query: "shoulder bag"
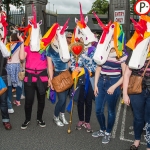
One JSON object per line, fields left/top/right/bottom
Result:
{"left": 128, "top": 60, "right": 150, "bottom": 94}
{"left": 52, "top": 70, "right": 73, "bottom": 93}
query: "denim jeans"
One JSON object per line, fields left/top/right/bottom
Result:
{"left": 54, "top": 89, "right": 68, "bottom": 117}
{"left": 54, "top": 71, "right": 68, "bottom": 117}
{"left": 95, "top": 75, "right": 121, "bottom": 133}
{"left": 7, "top": 85, "right": 22, "bottom": 109}
{"left": 130, "top": 89, "right": 150, "bottom": 148}
{"left": 0, "top": 76, "right": 10, "bottom": 122}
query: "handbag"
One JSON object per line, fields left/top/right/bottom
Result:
{"left": 18, "top": 62, "right": 25, "bottom": 81}
{"left": 52, "top": 70, "right": 73, "bottom": 93}
{"left": 18, "top": 71, "right": 25, "bottom": 80}
{"left": 0, "top": 57, "right": 7, "bottom": 96}
{"left": 128, "top": 60, "right": 150, "bottom": 94}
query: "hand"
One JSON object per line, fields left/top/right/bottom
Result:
{"left": 76, "top": 67, "right": 82, "bottom": 72}
{"left": 94, "top": 86, "right": 99, "bottom": 97}
{"left": 48, "top": 78, "right": 54, "bottom": 90}
{"left": 17, "top": 33, "right": 24, "bottom": 42}
{"left": 123, "top": 94, "right": 130, "bottom": 106}
{"left": 107, "top": 85, "right": 116, "bottom": 95}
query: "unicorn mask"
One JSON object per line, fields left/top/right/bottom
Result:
{"left": 72, "top": 3, "right": 97, "bottom": 46}
{"left": 29, "top": 4, "right": 42, "bottom": 52}
{"left": 0, "top": 11, "right": 7, "bottom": 43}
{"left": 126, "top": 16, "right": 150, "bottom": 69}
{"left": 93, "top": 12, "right": 125, "bottom": 65}
{"left": 41, "top": 19, "right": 70, "bottom": 62}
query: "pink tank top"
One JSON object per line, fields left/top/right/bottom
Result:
{"left": 24, "top": 46, "right": 48, "bottom": 82}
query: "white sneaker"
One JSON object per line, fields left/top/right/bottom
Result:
{"left": 8, "top": 109, "right": 14, "bottom": 114}
{"left": 13, "top": 95, "right": 16, "bottom": 97}
{"left": 20, "top": 95, "right": 25, "bottom": 99}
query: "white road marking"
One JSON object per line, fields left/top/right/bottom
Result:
{"left": 120, "top": 104, "right": 146, "bottom": 145}
{"left": 112, "top": 101, "right": 122, "bottom": 138}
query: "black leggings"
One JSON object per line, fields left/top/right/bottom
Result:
{"left": 77, "top": 82, "right": 94, "bottom": 123}
{"left": 24, "top": 82, "right": 48, "bottom": 121}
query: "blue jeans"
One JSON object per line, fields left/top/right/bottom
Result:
{"left": 95, "top": 75, "right": 121, "bottom": 133}
{"left": 7, "top": 85, "right": 22, "bottom": 109}
{"left": 0, "top": 76, "right": 10, "bottom": 122}
{"left": 54, "top": 89, "right": 68, "bottom": 117}
{"left": 54, "top": 71, "right": 68, "bottom": 117}
{"left": 130, "top": 89, "right": 150, "bottom": 148}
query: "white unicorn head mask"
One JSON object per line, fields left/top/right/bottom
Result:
{"left": 41, "top": 19, "right": 70, "bottom": 62}
{"left": 29, "top": 4, "right": 42, "bottom": 52}
{"left": 73, "top": 3, "right": 97, "bottom": 46}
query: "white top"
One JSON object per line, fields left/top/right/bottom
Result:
{"left": 7, "top": 43, "right": 20, "bottom": 64}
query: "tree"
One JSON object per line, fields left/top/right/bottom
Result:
{"left": 130, "top": 0, "right": 136, "bottom": 14}
{"left": 88, "top": 0, "right": 109, "bottom": 14}
{"left": 2, "top": 0, "right": 24, "bottom": 22}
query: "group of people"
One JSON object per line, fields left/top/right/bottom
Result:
{"left": 0, "top": 9, "right": 150, "bottom": 150}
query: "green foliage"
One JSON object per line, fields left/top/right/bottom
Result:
{"left": 130, "top": 0, "right": 137, "bottom": 14}
{"left": 88, "top": 0, "right": 109, "bottom": 14}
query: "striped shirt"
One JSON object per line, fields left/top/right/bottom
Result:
{"left": 100, "top": 52, "right": 127, "bottom": 76}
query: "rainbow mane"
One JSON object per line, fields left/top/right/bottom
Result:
{"left": 40, "top": 23, "right": 59, "bottom": 50}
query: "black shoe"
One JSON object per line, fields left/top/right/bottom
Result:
{"left": 37, "top": 120, "right": 46, "bottom": 127}
{"left": 21, "top": 120, "right": 30, "bottom": 130}
{"left": 130, "top": 144, "right": 140, "bottom": 150}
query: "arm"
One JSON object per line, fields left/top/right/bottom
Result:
{"left": 107, "top": 62, "right": 127, "bottom": 95}
{"left": 18, "top": 34, "right": 26, "bottom": 60}
{"left": 47, "top": 56, "right": 54, "bottom": 90}
{"left": 122, "top": 65, "right": 132, "bottom": 106}
{"left": 0, "top": 40, "right": 10, "bottom": 57}
{"left": 94, "top": 65, "right": 101, "bottom": 96}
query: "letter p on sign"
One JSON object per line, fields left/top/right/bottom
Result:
{"left": 134, "top": 0, "right": 150, "bottom": 15}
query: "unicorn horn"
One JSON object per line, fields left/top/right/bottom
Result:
{"left": 60, "top": 18, "right": 70, "bottom": 35}
{"left": 130, "top": 18, "right": 144, "bottom": 33}
{"left": 92, "top": 11, "right": 105, "bottom": 30}
{"left": 79, "top": 2, "right": 84, "bottom": 24}
{"left": 32, "top": 4, "right": 37, "bottom": 28}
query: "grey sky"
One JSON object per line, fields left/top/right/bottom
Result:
{"left": 46, "top": 0, "right": 96, "bottom": 14}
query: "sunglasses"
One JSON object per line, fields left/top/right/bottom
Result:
{"left": 67, "top": 37, "right": 72, "bottom": 38}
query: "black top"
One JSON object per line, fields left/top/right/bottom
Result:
{"left": 126, "top": 50, "right": 150, "bottom": 88}
{"left": 0, "top": 51, "right": 7, "bottom": 76}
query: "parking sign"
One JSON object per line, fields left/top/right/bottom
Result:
{"left": 134, "top": 0, "right": 150, "bottom": 15}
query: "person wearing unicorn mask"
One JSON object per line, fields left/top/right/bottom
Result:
{"left": 19, "top": 34, "right": 48, "bottom": 129}
{"left": 45, "top": 20, "right": 71, "bottom": 127}
{"left": 92, "top": 45, "right": 127, "bottom": 143}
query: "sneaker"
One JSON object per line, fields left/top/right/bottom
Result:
{"left": 8, "top": 109, "right": 14, "bottom": 114}
{"left": 3, "top": 122, "right": 12, "bottom": 130}
{"left": 37, "top": 120, "right": 46, "bottom": 127}
{"left": 21, "top": 120, "right": 30, "bottom": 129}
{"left": 75, "top": 121, "right": 85, "bottom": 130}
{"left": 82, "top": 123, "right": 93, "bottom": 133}
{"left": 13, "top": 94, "right": 16, "bottom": 97}
{"left": 102, "top": 132, "right": 111, "bottom": 144}
{"left": 53, "top": 115, "right": 64, "bottom": 127}
{"left": 13, "top": 100, "right": 21, "bottom": 106}
{"left": 20, "top": 95, "right": 25, "bottom": 99}
{"left": 92, "top": 130, "right": 105, "bottom": 137}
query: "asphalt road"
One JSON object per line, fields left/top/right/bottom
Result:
{"left": 0, "top": 94, "right": 147, "bottom": 150}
